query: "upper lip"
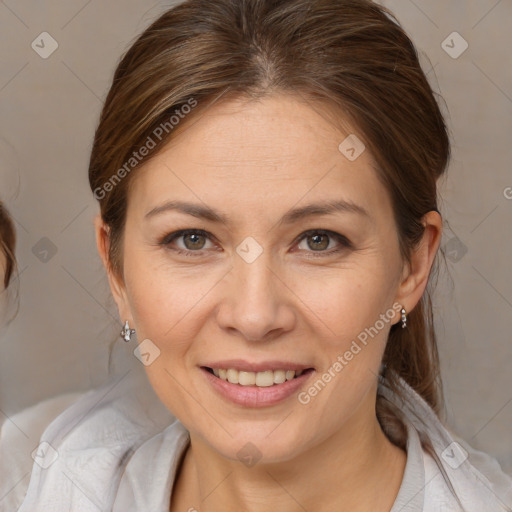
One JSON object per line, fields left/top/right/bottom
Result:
{"left": 201, "top": 359, "right": 314, "bottom": 373}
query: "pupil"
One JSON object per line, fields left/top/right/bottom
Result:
{"left": 309, "top": 234, "right": 328, "bottom": 251}
{"left": 185, "top": 233, "right": 204, "bottom": 250}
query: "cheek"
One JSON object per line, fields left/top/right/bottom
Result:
{"left": 290, "top": 262, "right": 398, "bottom": 347}
{"left": 122, "top": 249, "right": 226, "bottom": 366}
{"left": 121, "top": 254, "right": 217, "bottom": 417}
{"left": 126, "top": 268, "right": 203, "bottom": 347}
{"left": 288, "top": 261, "right": 399, "bottom": 416}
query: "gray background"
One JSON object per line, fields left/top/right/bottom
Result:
{"left": 0, "top": 0, "right": 511, "bottom": 473}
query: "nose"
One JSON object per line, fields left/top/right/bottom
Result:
{"left": 215, "top": 250, "right": 296, "bottom": 343}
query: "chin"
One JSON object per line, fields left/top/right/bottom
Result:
{"left": 195, "top": 421, "right": 310, "bottom": 465}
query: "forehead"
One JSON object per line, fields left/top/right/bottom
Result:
{"left": 128, "top": 93, "right": 392, "bottom": 226}
{"left": 153, "top": 93, "right": 363, "bottom": 171}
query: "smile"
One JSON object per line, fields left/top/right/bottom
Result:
{"left": 205, "top": 367, "right": 310, "bottom": 387}
{"left": 201, "top": 365, "right": 315, "bottom": 407}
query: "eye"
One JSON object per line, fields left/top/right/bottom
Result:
{"left": 159, "top": 228, "right": 352, "bottom": 258}
{"left": 160, "top": 229, "right": 216, "bottom": 256}
{"left": 295, "top": 230, "right": 352, "bottom": 257}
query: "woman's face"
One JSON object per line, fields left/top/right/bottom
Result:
{"left": 105, "top": 94, "right": 421, "bottom": 463}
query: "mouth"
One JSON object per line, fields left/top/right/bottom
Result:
{"left": 199, "top": 359, "right": 316, "bottom": 407}
{"left": 202, "top": 366, "right": 315, "bottom": 387}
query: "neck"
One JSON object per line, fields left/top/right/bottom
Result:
{"left": 171, "top": 386, "right": 406, "bottom": 512}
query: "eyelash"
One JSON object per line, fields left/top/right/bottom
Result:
{"left": 159, "top": 228, "right": 352, "bottom": 258}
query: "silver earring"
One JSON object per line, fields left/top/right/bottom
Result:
{"left": 120, "top": 320, "right": 136, "bottom": 342}
{"left": 401, "top": 308, "right": 407, "bottom": 329}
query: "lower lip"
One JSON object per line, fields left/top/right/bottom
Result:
{"left": 200, "top": 367, "right": 314, "bottom": 407}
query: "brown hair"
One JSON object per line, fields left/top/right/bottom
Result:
{"left": 90, "top": 0, "right": 451, "bottom": 485}
{"left": 0, "top": 202, "right": 16, "bottom": 288}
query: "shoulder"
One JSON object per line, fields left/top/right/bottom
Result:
{"left": 0, "top": 392, "right": 84, "bottom": 512}
{"left": 422, "top": 450, "right": 464, "bottom": 511}
{"left": 379, "top": 373, "right": 512, "bottom": 511}
{"left": 422, "top": 439, "right": 512, "bottom": 510}
{"left": 112, "top": 420, "right": 190, "bottom": 511}
{"left": 14, "top": 369, "right": 176, "bottom": 512}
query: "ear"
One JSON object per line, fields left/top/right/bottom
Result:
{"left": 394, "top": 210, "right": 442, "bottom": 318}
{"left": 94, "top": 213, "right": 133, "bottom": 325}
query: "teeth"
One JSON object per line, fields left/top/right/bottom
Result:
{"left": 211, "top": 368, "right": 307, "bottom": 387}
{"left": 273, "top": 370, "right": 286, "bottom": 384}
{"left": 255, "top": 370, "right": 274, "bottom": 387}
{"left": 226, "top": 368, "right": 239, "bottom": 384}
{"left": 238, "top": 371, "right": 255, "bottom": 386}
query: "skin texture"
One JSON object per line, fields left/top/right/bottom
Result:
{"left": 95, "top": 93, "right": 442, "bottom": 512}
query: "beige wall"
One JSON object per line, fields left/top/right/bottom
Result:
{"left": 0, "top": 0, "right": 511, "bottom": 473}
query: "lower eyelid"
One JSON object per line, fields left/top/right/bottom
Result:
{"left": 175, "top": 236, "right": 215, "bottom": 251}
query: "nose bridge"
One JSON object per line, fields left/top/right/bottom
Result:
{"left": 236, "top": 238, "right": 278, "bottom": 308}
{"left": 235, "top": 241, "right": 276, "bottom": 303}
{"left": 218, "top": 237, "right": 294, "bottom": 341}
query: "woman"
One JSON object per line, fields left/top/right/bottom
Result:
{"left": 0, "top": 201, "right": 18, "bottom": 330}
{"left": 0, "top": 204, "right": 85, "bottom": 511}
{"left": 0, "top": 202, "right": 15, "bottom": 292}
{"left": 15, "top": 0, "right": 512, "bottom": 510}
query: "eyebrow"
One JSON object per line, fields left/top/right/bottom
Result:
{"left": 144, "top": 199, "right": 370, "bottom": 226}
